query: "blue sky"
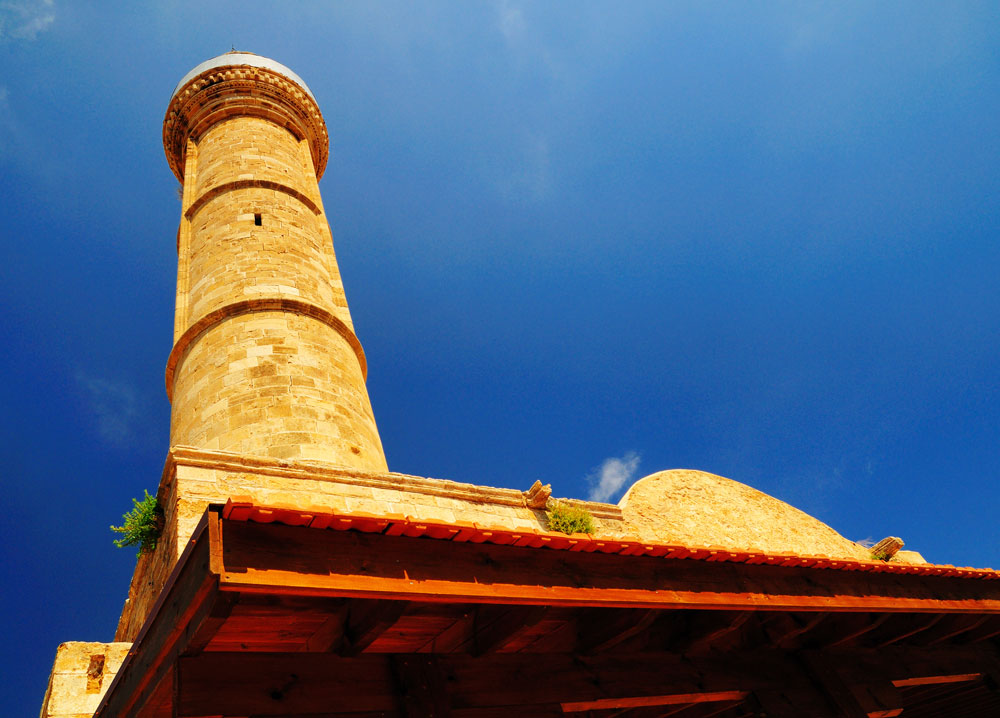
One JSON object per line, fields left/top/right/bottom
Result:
{"left": 2, "top": 2, "right": 998, "bottom": 712}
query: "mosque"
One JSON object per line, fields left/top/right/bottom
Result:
{"left": 40, "top": 52, "right": 1000, "bottom": 718}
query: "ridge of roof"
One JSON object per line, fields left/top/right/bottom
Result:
{"left": 221, "top": 498, "right": 999, "bottom": 580}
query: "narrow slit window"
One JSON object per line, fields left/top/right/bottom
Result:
{"left": 254, "top": 213, "right": 262, "bottom": 226}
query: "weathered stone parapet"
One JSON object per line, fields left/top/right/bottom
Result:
{"left": 114, "top": 446, "right": 625, "bottom": 641}
{"left": 39, "top": 642, "right": 131, "bottom": 718}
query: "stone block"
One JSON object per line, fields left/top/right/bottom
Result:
{"left": 39, "top": 642, "right": 131, "bottom": 718}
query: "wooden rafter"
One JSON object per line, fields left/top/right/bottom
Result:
{"left": 471, "top": 604, "right": 551, "bottom": 655}
{"left": 575, "top": 608, "right": 661, "bottom": 654}
{"left": 917, "top": 615, "right": 993, "bottom": 647}
{"left": 826, "top": 613, "right": 894, "bottom": 648}
{"left": 893, "top": 673, "right": 983, "bottom": 688}
{"left": 763, "top": 611, "right": 829, "bottom": 650}
{"left": 184, "top": 590, "right": 237, "bottom": 654}
{"left": 560, "top": 690, "right": 749, "bottom": 713}
{"left": 958, "top": 616, "right": 1000, "bottom": 645}
{"left": 874, "top": 614, "right": 946, "bottom": 647}
{"left": 680, "top": 611, "right": 754, "bottom": 655}
{"left": 340, "top": 598, "right": 410, "bottom": 655}
{"left": 301, "top": 598, "right": 350, "bottom": 652}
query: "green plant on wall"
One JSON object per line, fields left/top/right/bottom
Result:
{"left": 546, "top": 501, "right": 595, "bottom": 535}
{"left": 110, "top": 490, "right": 162, "bottom": 554}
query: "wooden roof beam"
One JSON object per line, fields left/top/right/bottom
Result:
{"left": 560, "top": 690, "right": 749, "bottom": 713}
{"left": 575, "top": 608, "right": 661, "bottom": 654}
{"left": 470, "top": 604, "right": 551, "bottom": 656}
{"left": 958, "top": 616, "right": 1000, "bottom": 645}
{"left": 826, "top": 613, "right": 894, "bottom": 648}
{"left": 415, "top": 609, "right": 475, "bottom": 654}
{"left": 892, "top": 673, "right": 983, "bottom": 688}
{"left": 183, "top": 591, "right": 237, "bottom": 655}
{"left": 679, "top": 611, "right": 754, "bottom": 655}
{"left": 761, "top": 611, "right": 829, "bottom": 650}
{"left": 215, "top": 515, "right": 1000, "bottom": 614}
{"left": 301, "top": 598, "right": 350, "bottom": 652}
{"left": 340, "top": 598, "right": 410, "bottom": 656}
{"left": 873, "top": 613, "right": 945, "bottom": 647}
{"left": 915, "top": 614, "right": 993, "bottom": 647}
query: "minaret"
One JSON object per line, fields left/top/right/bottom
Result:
{"left": 163, "top": 52, "right": 386, "bottom": 471}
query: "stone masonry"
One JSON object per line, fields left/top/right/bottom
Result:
{"left": 164, "top": 58, "right": 386, "bottom": 472}
{"left": 39, "top": 643, "right": 130, "bottom": 718}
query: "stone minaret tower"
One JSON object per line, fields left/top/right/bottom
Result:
{"left": 109, "top": 51, "right": 396, "bottom": 643}
{"left": 163, "top": 52, "right": 386, "bottom": 471}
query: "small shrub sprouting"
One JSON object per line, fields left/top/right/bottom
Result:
{"left": 871, "top": 549, "right": 891, "bottom": 562}
{"left": 546, "top": 501, "right": 595, "bottom": 535}
{"left": 110, "top": 490, "right": 162, "bottom": 554}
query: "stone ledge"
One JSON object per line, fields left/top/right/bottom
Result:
{"left": 166, "top": 445, "right": 624, "bottom": 521}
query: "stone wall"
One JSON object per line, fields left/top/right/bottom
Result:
{"left": 39, "top": 642, "right": 131, "bottom": 718}
{"left": 114, "top": 446, "right": 625, "bottom": 641}
{"left": 170, "top": 311, "right": 385, "bottom": 467}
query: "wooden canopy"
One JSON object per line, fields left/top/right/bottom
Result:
{"left": 96, "top": 502, "right": 1000, "bottom": 718}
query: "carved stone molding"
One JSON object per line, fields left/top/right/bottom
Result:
{"left": 165, "top": 297, "right": 367, "bottom": 399}
{"left": 164, "top": 65, "right": 329, "bottom": 182}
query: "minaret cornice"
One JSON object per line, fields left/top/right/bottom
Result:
{"left": 163, "top": 61, "right": 329, "bottom": 182}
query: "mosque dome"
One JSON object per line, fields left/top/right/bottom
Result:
{"left": 619, "top": 469, "right": 872, "bottom": 560}
{"left": 170, "top": 51, "right": 317, "bottom": 102}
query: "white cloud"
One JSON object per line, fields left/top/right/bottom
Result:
{"left": 493, "top": 0, "right": 562, "bottom": 79}
{"left": 496, "top": 0, "right": 526, "bottom": 45}
{"left": 77, "top": 374, "right": 140, "bottom": 448}
{"left": 587, "top": 451, "right": 641, "bottom": 503}
{"left": 0, "top": 0, "right": 55, "bottom": 41}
